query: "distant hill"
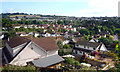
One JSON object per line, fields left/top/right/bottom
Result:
{"left": 1, "top": 12, "right": 68, "bottom": 18}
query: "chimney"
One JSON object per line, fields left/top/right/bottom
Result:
{"left": 8, "top": 37, "right": 9, "bottom": 41}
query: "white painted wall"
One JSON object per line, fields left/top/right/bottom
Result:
{"left": 99, "top": 44, "right": 107, "bottom": 51}
{"left": 10, "top": 42, "right": 46, "bottom": 66}
{"left": 13, "top": 42, "right": 28, "bottom": 57}
{"left": 63, "top": 40, "right": 69, "bottom": 45}
{"left": 10, "top": 41, "right": 58, "bottom": 66}
{"left": 75, "top": 44, "right": 84, "bottom": 48}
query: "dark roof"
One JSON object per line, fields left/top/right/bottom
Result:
{"left": 3, "top": 40, "right": 31, "bottom": 63}
{"left": 76, "top": 39, "right": 100, "bottom": 48}
{"left": 6, "top": 36, "right": 30, "bottom": 48}
{"left": 30, "top": 37, "right": 59, "bottom": 51}
{"left": 31, "top": 55, "right": 64, "bottom": 67}
{"left": 73, "top": 37, "right": 86, "bottom": 42}
{"left": 74, "top": 47, "right": 93, "bottom": 52}
{"left": 100, "top": 31, "right": 110, "bottom": 35}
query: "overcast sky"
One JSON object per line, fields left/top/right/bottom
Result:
{"left": 1, "top": 0, "right": 120, "bottom": 17}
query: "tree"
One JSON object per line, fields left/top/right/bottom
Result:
{"left": 109, "top": 35, "right": 114, "bottom": 41}
{"left": 19, "top": 26, "right": 25, "bottom": 32}
{"left": 65, "top": 57, "right": 74, "bottom": 64}
{"left": 116, "top": 43, "right": 120, "bottom": 56}
{"left": 68, "top": 30, "right": 73, "bottom": 34}
{"left": 98, "top": 37, "right": 113, "bottom": 47}
{"left": 63, "top": 44, "right": 71, "bottom": 49}
{"left": 36, "top": 28, "right": 43, "bottom": 33}
{"left": 57, "top": 20, "right": 63, "bottom": 25}
{"left": 61, "top": 29, "right": 67, "bottom": 33}
{"left": 110, "top": 25, "right": 116, "bottom": 32}
{"left": 57, "top": 40, "right": 63, "bottom": 48}
{"left": 84, "top": 35, "right": 89, "bottom": 41}
{"left": 79, "top": 29, "right": 90, "bottom": 35}
{"left": 115, "top": 28, "right": 120, "bottom": 35}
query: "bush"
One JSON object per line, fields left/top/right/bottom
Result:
{"left": 65, "top": 57, "right": 74, "bottom": 65}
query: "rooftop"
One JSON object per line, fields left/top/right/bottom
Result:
{"left": 31, "top": 55, "right": 64, "bottom": 67}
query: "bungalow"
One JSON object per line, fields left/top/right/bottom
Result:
{"left": 73, "top": 38, "right": 107, "bottom": 55}
{"left": 3, "top": 36, "right": 64, "bottom": 67}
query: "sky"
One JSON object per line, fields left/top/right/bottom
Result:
{"left": 1, "top": 0, "right": 120, "bottom": 17}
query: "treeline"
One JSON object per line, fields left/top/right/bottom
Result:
{"left": 1, "top": 12, "right": 68, "bottom": 18}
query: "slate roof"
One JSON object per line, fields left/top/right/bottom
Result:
{"left": 31, "top": 55, "right": 64, "bottom": 67}
{"left": 76, "top": 39, "right": 100, "bottom": 48}
{"left": 30, "top": 37, "right": 59, "bottom": 51}
{"left": 6, "top": 36, "right": 30, "bottom": 48}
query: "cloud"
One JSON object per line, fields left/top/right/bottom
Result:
{"left": 75, "top": 0, "right": 119, "bottom": 17}
{"left": 1, "top": 0, "right": 89, "bottom": 2}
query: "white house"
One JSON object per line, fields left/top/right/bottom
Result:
{"left": 28, "top": 32, "right": 39, "bottom": 37}
{"left": 3, "top": 36, "right": 62, "bottom": 66}
{"left": 14, "top": 25, "right": 22, "bottom": 29}
{"left": 42, "top": 33, "right": 51, "bottom": 37}
{"left": 0, "top": 33, "right": 4, "bottom": 39}
{"left": 62, "top": 40, "right": 70, "bottom": 45}
{"left": 16, "top": 32, "right": 28, "bottom": 37}
{"left": 73, "top": 38, "right": 107, "bottom": 55}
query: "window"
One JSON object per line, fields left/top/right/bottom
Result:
{"left": 88, "top": 47, "right": 89, "bottom": 49}
{"left": 31, "top": 47, "right": 33, "bottom": 50}
{"left": 84, "top": 46, "right": 86, "bottom": 48}
{"left": 75, "top": 50, "right": 77, "bottom": 54}
{"left": 76, "top": 45, "right": 79, "bottom": 47}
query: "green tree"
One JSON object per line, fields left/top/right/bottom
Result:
{"left": 57, "top": 19, "right": 63, "bottom": 25}
{"left": 116, "top": 43, "right": 120, "bottom": 56}
{"left": 57, "top": 40, "right": 63, "bottom": 48}
{"left": 65, "top": 57, "right": 74, "bottom": 64}
{"left": 63, "top": 44, "right": 71, "bottom": 49}
{"left": 36, "top": 28, "right": 43, "bottom": 33}
{"left": 61, "top": 29, "right": 67, "bottom": 33}
{"left": 98, "top": 37, "right": 113, "bottom": 47}
{"left": 68, "top": 30, "right": 73, "bottom": 34}
{"left": 79, "top": 29, "right": 90, "bottom": 35}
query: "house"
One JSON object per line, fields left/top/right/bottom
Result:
{"left": 89, "top": 39, "right": 99, "bottom": 42}
{"left": 42, "top": 33, "right": 51, "bottom": 37}
{"left": 28, "top": 31, "right": 39, "bottom": 37}
{"left": 73, "top": 38, "right": 107, "bottom": 55}
{"left": 13, "top": 25, "right": 22, "bottom": 29}
{"left": 0, "top": 33, "right": 4, "bottom": 39}
{"left": 16, "top": 32, "right": 28, "bottom": 37}
{"left": 3, "top": 36, "right": 64, "bottom": 67}
{"left": 100, "top": 31, "right": 110, "bottom": 38}
{"left": 62, "top": 40, "right": 70, "bottom": 45}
